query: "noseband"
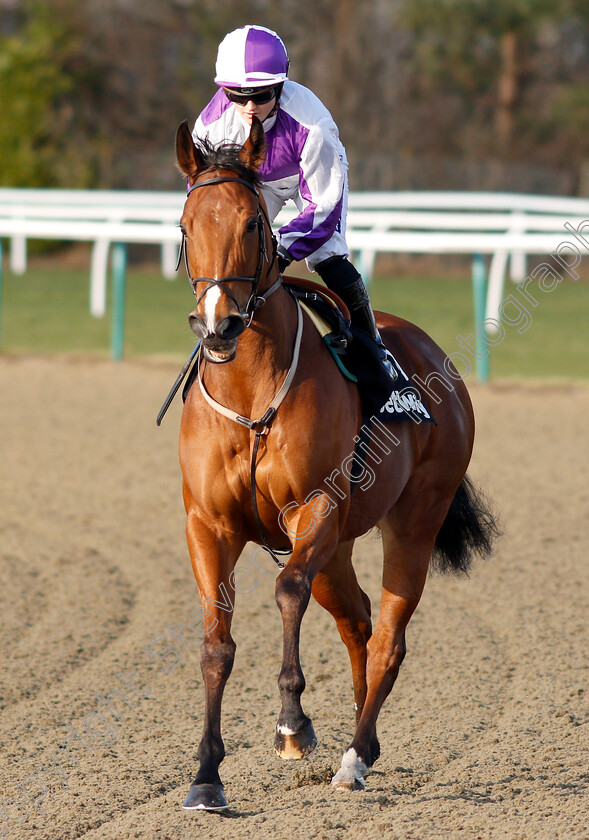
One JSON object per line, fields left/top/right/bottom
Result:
{"left": 178, "top": 173, "right": 281, "bottom": 324}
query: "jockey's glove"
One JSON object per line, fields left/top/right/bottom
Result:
{"left": 277, "top": 245, "right": 292, "bottom": 275}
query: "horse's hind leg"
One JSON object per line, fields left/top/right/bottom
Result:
{"left": 311, "top": 541, "right": 379, "bottom": 763}
{"left": 332, "top": 487, "right": 455, "bottom": 790}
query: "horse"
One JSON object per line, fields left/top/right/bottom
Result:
{"left": 173, "top": 117, "right": 498, "bottom": 811}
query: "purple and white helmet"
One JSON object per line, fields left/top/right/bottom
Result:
{"left": 214, "top": 25, "right": 289, "bottom": 89}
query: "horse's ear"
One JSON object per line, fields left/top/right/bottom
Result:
{"left": 240, "top": 117, "right": 266, "bottom": 171}
{"left": 176, "top": 120, "right": 204, "bottom": 183}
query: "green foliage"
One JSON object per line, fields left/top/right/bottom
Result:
{"left": 397, "top": 0, "right": 589, "bottom": 162}
{"left": 403, "top": 1, "right": 516, "bottom": 98}
{"left": 0, "top": 1, "right": 92, "bottom": 187}
{"left": 553, "top": 83, "right": 589, "bottom": 139}
{"left": 1, "top": 0, "right": 589, "bottom": 188}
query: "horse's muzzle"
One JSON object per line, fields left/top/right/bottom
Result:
{"left": 189, "top": 311, "right": 246, "bottom": 363}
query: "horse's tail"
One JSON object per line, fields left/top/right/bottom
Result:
{"left": 432, "top": 475, "right": 500, "bottom": 575}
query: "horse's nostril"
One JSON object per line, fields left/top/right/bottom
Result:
{"left": 216, "top": 315, "right": 246, "bottom": 341}
{"left": 188, "top": 311, "right": 207, "bottom": 338}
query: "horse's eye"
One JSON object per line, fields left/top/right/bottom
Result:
{"left": 246, "top": 216, "right": 258, "bottom": 233}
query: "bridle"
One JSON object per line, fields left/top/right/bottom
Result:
{"left": 177, "top": 172, "right": 281, "bottom": 325}
{"left": 176, "top": 169, "right": 299, "bottom": 569}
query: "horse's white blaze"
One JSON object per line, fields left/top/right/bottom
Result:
{"left": 276, "top": 724, "right": 297, "bottom": 736}
{"left": 331, "top": 747, "right": 368, "bottom": 789}
{"left": 204, "top": 285, "right": 221, "bottom": 334}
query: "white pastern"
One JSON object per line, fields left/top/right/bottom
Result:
{"left": 331, "top": 747, "right": 369, "bottom": 790}
{"left": 204, "top": 285, "right": 221, "bottom": 334}
{"left": 276, "top": 723, "right": 297, "bottom": 736}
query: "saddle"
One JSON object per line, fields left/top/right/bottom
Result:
{"left": 283, "top": 277, "right": 356, "bottom": 382}
{"left": 284, "top": 277, "right": 433, "bottom": 423}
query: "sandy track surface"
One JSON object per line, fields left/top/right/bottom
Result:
{"left": 0, "top": 357, "right": 587, "bottom": 840}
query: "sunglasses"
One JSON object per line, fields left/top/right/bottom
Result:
{"left": 223, "top": 86, "right": 278, "bottom": 106}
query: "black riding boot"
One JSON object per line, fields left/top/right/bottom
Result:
{"left": 316, "top": 255, "right": 396, "bottom": 378}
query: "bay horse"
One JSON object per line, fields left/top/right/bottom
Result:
{"left": 174, "top": 118, "right": 497, "bottom": 811}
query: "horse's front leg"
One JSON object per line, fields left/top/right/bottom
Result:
{"left": 182, "top": 509, "right": 245, "bottom": 811}
{"left": 273, "top": 521, "right": 339, "bottom": 760}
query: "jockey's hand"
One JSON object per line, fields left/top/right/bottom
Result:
{"left": 277, "top": 245, "right": 291, "bottom": 275}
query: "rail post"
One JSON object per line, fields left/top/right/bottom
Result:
{"left": 110, "top": 242, "right": 127, "bottom": 361}
{"left": 472, "top": 253, "right": 490, "bottom": 383}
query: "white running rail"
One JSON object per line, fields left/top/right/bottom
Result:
{"left": 1, "top": 189, "right": 587, "bottom": 326}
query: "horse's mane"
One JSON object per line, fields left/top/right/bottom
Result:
{"left": 194, "top": 136, "right": 261, "bottom": 186}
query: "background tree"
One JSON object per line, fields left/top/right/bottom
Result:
{"left": 397, "top": 0, "right": 589, "bottom": 166}
{"left": 1, "top": 0, "right": 589, "bottom": 192}
{"left": 0, "top": 1, "right": 84, "bottom": 186}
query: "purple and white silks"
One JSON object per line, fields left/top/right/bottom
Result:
{"left": 193, "top": 80, "right": 349, "bottom": 270}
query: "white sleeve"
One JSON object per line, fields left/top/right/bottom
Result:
{"left": 278, "top": 118, "right": 347, "bottom": 262}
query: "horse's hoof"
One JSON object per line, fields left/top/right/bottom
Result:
{"left": 331, "top": 775, "right": 366, "bottom": 791}
{"left": 331, "top": 747, "right": 368, "bottom": 791}
{"left": 274, "top": 719, "right": 317, "bottom": 760}
{"left": 182, "top": 783, "right": 228, "bottom": 811}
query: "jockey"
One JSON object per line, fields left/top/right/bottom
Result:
{"left": 193, "top": 24, "right": 395, "bottom": 378}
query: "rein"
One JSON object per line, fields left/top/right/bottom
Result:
{"left": 176, "top": 170, "right": 298, "bottom": 568}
